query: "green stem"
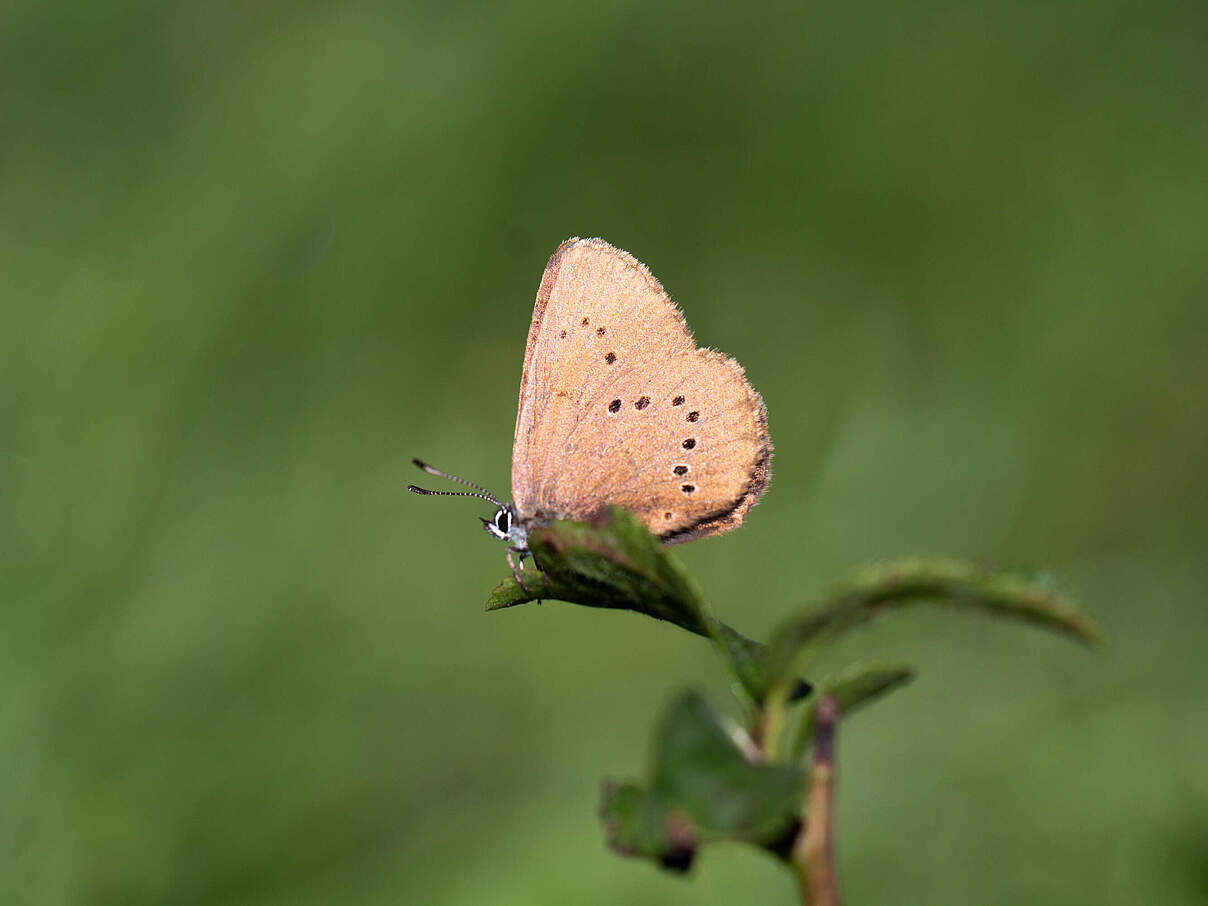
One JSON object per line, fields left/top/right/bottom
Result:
{"left": 755, "top": 683, "right": 790, "bottom": 759}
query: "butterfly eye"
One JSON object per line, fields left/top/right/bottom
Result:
{"left": 496, "top": 510, "right": 510, "bottom": 533}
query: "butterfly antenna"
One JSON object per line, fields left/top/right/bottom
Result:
{"left": 410, "top": 459, "right": 503, "bottom": 506}
{"left": 408, "top": 486, "right": 503, "bottom": 505}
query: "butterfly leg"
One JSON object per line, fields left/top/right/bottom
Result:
{"left": 507, "top": 549, "right": 533, "bottom": 596}
{"left": 508, "top": 550, "right": 546, "bottom": 602}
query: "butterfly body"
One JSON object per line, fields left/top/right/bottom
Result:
{"left": 412, "top": 237, "right": 771, "bottom": 579}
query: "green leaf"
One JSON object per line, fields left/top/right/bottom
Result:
{"left": 790, "top": 661, "right": 915, "bottom": 759}
{"left": 600, "top": 691, "right": 804, "bottom": 872}
{"left": 485, "top": 507, "right": 809, "bottom": 703}
{"left": 710, "top": 622, "right": 812, "bottom": 706}
{"left": 485, "top": 507, "right": 710, "bottom": 634}
{"left": 761, "top": 558, "right": 1102, "bottom": 691}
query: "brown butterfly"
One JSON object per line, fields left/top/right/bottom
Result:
{"left": 411, "top": 238, "right": 771, "bottom": 582}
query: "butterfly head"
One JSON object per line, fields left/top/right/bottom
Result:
{"left": 409, "top": 459, "right": 530, "bottom": 555}
{"left": 481, "top": 503, "right": 529, "bottom": 553}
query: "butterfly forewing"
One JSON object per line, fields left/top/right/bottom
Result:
{"left": 511, "top": 238, "right": 771, "bottom": 542}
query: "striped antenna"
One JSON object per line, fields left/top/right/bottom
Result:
{"left": 409, "top": 459, "right": 503, "bottom": 506}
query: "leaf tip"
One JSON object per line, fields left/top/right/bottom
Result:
{"left": 660, "top": 811, "right": 698, "bottom": 873}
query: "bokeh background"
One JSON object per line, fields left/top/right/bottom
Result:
{"left": 3, "top": 1, "right": 1206, "bottom": 903}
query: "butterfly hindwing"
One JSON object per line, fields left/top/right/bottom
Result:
{"left": 511, "top": 238, "right": 771, "bottom": 542}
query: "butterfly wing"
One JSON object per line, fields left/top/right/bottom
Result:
{"left": 511, "top": 238, "right": 771, "bottom": 543}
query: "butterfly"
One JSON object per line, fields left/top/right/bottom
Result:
{"left": 411, "top": 237, "right": 771, "bottom": 584}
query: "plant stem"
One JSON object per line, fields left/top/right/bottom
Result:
{"left": 754, "top": 684, "right": 789, "bottom": 759}
{"left": 792, "top": 696, "right": 840, "bottom": 906}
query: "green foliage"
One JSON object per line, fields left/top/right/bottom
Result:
{"left": 761, "top": 558, "right": 1101, "bottom": 694}
{"left": 599, "top": 692, "right": 803, "bottom": 871}
{"left": 486, "top": 507, "right": 710, "bottom": 635}
{"left": 486, "top": 507, "right": 806, "bottom": 702}
{"left": 483, "top": 512, "right": 1102, "bottom": 882}
{"left": 789, "top": 662, "right": 915, "bottom": 759}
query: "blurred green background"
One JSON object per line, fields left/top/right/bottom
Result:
{"left": 3, "top": 1, "right": 1206, "bottom": 903}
